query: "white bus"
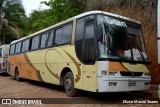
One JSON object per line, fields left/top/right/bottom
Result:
{"left": 0, "top": 45, "right": 10, "bottom": 73}
{"left": 8, "top": 11, "right": 151, "bottom": 96}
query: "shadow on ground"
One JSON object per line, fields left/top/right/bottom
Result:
{"left": 1, "top": 74, "right": 158, "bottom": 104}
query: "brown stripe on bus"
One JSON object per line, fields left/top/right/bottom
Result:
{"left": 24, "top": 54, "right": 44, "bottom": 82}
{"left": 63, "top": 50, "right": 81, "bottom": 83}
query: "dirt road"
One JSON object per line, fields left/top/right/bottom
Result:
{"left": 0, "top": 74, "right": 159, "bottom": 107}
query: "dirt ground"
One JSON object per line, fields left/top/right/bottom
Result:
{"left": 0, "top": 74, "right": 159, "bottom": 107}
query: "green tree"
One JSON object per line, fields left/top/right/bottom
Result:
{"left": 44, "top": 0, "right": 85, "bottom": 22}
{"left": 0, "top": 0, "right": 26, "bottom": 45}
{"left": 27, "top": 9, "right": 51, "bottom": 33}
{"left": 27, "top": 0, "right": 85, "bottom": 34}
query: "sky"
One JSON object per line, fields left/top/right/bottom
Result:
{"left": 22, "top": 0, "right": 50, "bottom": 16}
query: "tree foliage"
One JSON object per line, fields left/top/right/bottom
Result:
{"left": 26, "top": 0, "right": 85, "bottom": 34}
{"left": 0, "top": 0, "right": 26, "bottom": 44}
{"left": 3, "top": 0, "right": 26, "bottom": 29}
{"left": 44, "top": 0, "right": 84, "bottom": 22}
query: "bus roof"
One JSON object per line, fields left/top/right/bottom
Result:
{"left": 75, "top": 11, "right": 140, "bottom": 24}
{"left": 10, "top": 10, "right": 141, "bottom": 44}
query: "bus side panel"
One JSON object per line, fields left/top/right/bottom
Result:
{"left": 26, "top": 45, "right": 83, "bottom": 87}
{"left": 44, "top": 48, "right": 62, "bottom": 85}
{"left": 8, "top": 53, "right": 41, "bottom": 81}
{"left": 81, "top": 63, "right": 97, "bottom": 92}
{"left": 60, "top": 46, "right": 98, "bottom": 92}
{"left": 43, "top": 45, "right": 83, "bottom": 88}
{"left": 37, "top": 50, "right": 51, "bottom": 83}
{"left": 61, "top": 46, "right": 83, "bottom": 90}
{"left": 25, "top": 52, "right": 43, "bottom": 81}
{"left": 8, "top": 55, "right": 16, "bottom": 76}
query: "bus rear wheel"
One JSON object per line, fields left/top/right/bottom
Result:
{"left": 64, "top": 72, "right": 77, "bottom": 97}
{"left": 15, "top": 69, "right": 20, "bottom": 81}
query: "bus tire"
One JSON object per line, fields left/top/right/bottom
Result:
{"left": 15, "top": 69, "right": 20, "bottom": 81}
{"left": 64, "top": 72, "right": 77, "bottom": 97}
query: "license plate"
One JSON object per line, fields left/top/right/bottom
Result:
{"left": 128, "top": 81, "right": 136, "bottom": 86}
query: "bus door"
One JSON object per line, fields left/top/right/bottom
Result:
{"left": 82, "top": 15, "right": 97, "bottom": 92}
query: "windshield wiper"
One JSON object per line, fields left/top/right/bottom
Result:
{"left": 128, "top": 35, "right": 134, "bottom": 61}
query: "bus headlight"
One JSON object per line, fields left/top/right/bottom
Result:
{"left": 143, "top": 72, "right": 151, "bottom": 76}
{"left": 109, "top": 72, "right": 118, "bottom": 76}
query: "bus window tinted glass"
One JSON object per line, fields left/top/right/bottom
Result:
{"left": 55, "top": 28, "right": 63, "bottom": 45}
{"left": 75, "top": 18, "right": 85, "bottom": 60}
{"left": 47, "top": 30, "right": 54, "bottom": 47}
{"left": 22, "top": 41, "right": 25, "bottom": 52}
{"left": 15, "top": 42, "right": 21, "bottom": 53}
{"left": 40, "top": 33, "right": 48, "bottom": 48}
{"left": 62, "top": 23, "right": 72, "bottom": 44}
{"left": 25, "top": 39, "right": 30, "bottom": 51}
{"left": 84, "top": 24, "right": 95, "bottom": 62}
{"left": 10, "top": 44, "right": 15, "bottom": 55}
{"left": 31, "top": 36, "right": 40, "bottom": 50}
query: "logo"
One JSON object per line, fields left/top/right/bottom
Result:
{"left": 1, "top": 99, "right": 42, "bottom": 105}
{"left": 104, "top": 16, "right": 127, "bottom": 27}
{"left": 2, "top": 99, "right": 11, "bottom": 104}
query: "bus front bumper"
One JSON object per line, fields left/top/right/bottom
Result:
{"left": 98, "top": 77, "right": 151, "bottom": 92}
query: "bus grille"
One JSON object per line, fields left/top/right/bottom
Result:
{"left": 120, "top": 72, "right": 143, "bottom": 76}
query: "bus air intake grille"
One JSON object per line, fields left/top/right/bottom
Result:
{"left": 120, "top": 72, "right": 143, "bottom": 76}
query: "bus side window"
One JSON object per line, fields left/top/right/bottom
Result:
{"left": 40, "top": 32, "right": 48, "bottom": 48}
{"left": 47, "top": 30, "right": 55, "bottom": 47}
{"left": 10, "top": 44, "right": 15, "bottom": 55}
{"left": 84, "top": 24, "right": 95, "bottom": 63}
{"left": 15, "top": 42, "right": 22, "bottom": 54}
{"left": 29, "top": 38, "right": 32, "bottom": 51}
{"left": 25, "top": 39, "right": 30, "bottom": 51}
{"left": 31, "top": 36, "right": 40, "bottom": 50}
{"left": 22, "top": 41, "right": 26, "bottom": 52}
{"left": 31, "top": 38, "right": 35, "bottom": 50}
{"left": 55, "top": 28, "right": 63, "bottom": 45}
{"left": 83, "top": 15, "right": 96, "bottom": 63}
{"left": 75, "top": 18, "right": 85, "bottom": 61}
{"left": 62, "top": 23, "right": 72, "bottom": 44}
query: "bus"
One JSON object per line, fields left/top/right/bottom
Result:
{"left": 7, "top": 11, "right": 151, "bottom": 97}
{"left": 0, "top": 45, "right": 10, "bottom": 73}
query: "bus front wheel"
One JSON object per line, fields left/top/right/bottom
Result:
{"left": 64, "top": 72, "right": 77, "bottom": 97}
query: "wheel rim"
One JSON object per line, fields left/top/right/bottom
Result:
{"left": 65, "top": 78, "right": 72, "bottom": 91}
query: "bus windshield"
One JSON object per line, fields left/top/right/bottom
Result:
{"left": 97, "top": 15, "right": 150, "bottom": 62}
